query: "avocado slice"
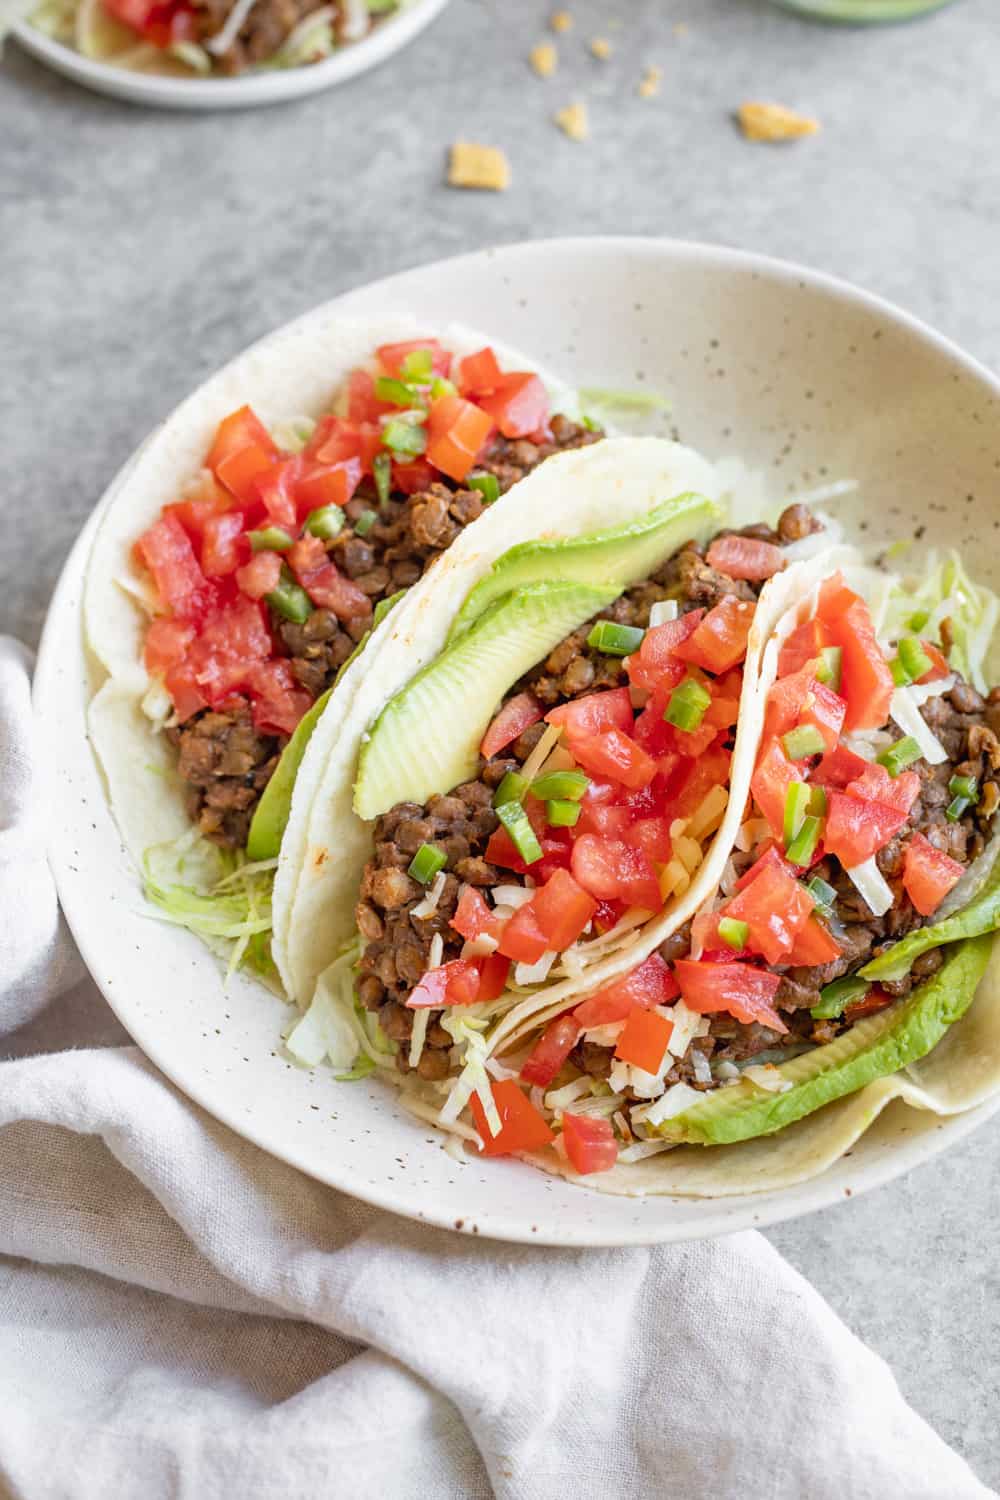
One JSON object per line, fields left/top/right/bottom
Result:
{"left": 653, "top": 935, "right": 993, "bottom": 1146}
{"left": 354, "top": 580, "right": 620, "bottom": 820}
{"left": 246, "top": 590, "right": 407, "bottom": 861}
{"left": 447, "top": 492, "right": 719, "bottom": 642}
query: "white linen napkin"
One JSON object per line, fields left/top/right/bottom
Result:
{"left": 0, "top": 635, "right": 994, "bottom": 1500}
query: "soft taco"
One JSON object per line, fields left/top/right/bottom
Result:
{"left": 283, "top": 441, "right": 1000, "bottom": 1196}
{"left": 83, "top": 317, "right": 599, "bottom": 986}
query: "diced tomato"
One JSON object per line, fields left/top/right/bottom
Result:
{"left": 307, "top": 417, "right": 381, "bottom": 475}
{"left": 144, "top": 617, "right": 194, "bottom": 676}
{"left": 625, "top": 816, "right": 672, "bottom": 864}
{"left": 843, "top": 986, "right": 895, "bottom": 1023}
{"left": 614, "top": 1006, "right": 673, "bottom": 1074}
{"left": 663, "top": 745, "right": 732, "bottom": 825}
{"left": 627, "top": 613, "right": 702, "bottom": 694}
{"left": 406, "top": 959, "right": 482, "bottom": 1009}
{"left": 286, "top": 539, "right": 371, "bottom": 619}
{"left": 546, "top": 686, "right": 634, "bottom": 740}
{"left": 520, "top": 1013, "right": 581, "bottom": 1087}
{"left": 476, "top": 371, "right": 549, "bottom": 439}
{"left": 674, "top": 596, "right": 756, "bottom": 674}
{"left": 570, "top": 728, "right": 657, "bottom": 791}
{"left": 813, "top": 743, "right": 872, "bottom": 789}
{"left": 777, "top": 615, "right": 835, "bottom": 679}
{"left": 392, "top": 459, "right": 437, "bottom": 494}
{"left": 346, "top": 369, "right": 394, "bottom": 424}
{"left": 531, "top": 869, "right": 598, "bottom": 952}
{"left": 135, "top": 512, "right": 212, "bottom": 620}
{"left": 902, "top": 832, "right": 964, "bottom": 916}
{"left": 816, "top": 576, "right": 894, "bottom": 731}
{"left": 751, "top": 735, "right": 799, "bottom": 840}
{"left": 764, "top": 666, "right": 846, "bottom": 752}
{"left": 561, "top": 1113, "right": 618, "bottom": 1174}
{"left": 916, "top": 641, "right": 951, "bottom": 684}
{"left": 573, "top": 954, "right": 679, "bottom": 1029}
{"left": 450, "top": 887, "right": 503, "bottom": 945}
{"left": 785, "top": 915, "right": 842, "bottom": 966}
{"left": 477, "top": 953, "right": 512, "bottom": 1003}
{"left": 823, "top": 790, "right": 907, "bottom": 868}
{"left": 674, "top": 959, "right": 786, "bottom": 1033}
{"left": 570, "top": 834, "right": 660, "bottom": 911}
{"left": 497, "top": 902, "right": 550, "bottom": 965}
{"left": 734, "top": 843, "right": 786, "bottom": 891}
{"left": 847, "top": 763, "right": 921, "bottom": 820}
{"left": 485, "top": 825, "right": 568, "bottom": 875}
{"left": 723, "top": 853, "right": 814, "bottom": 963}
{"left": 249, "top": 660, "right": 313, "bottom": 736}
{"left": 593, "top": 898, "right": 626, "bottom": 932}
{"left": 235, "top": 551, "right": 282, "bottom": 601}
{"left": 577, "top": 801, "right": 633, "bottom": 841}
{"left": 470, "top": 1080, "right": 555, "bottom": 1155}
{"left": 206, "top": 408, "right": 281, "bottom": 505}
{"left": 457, "top": 346, "right": 503, "bottom": 397}
{"left": 425, "top": 395, "right": 493, "bottom": 483}
{"left": 481, "top": 692, "right": 544, "bottom": 759}
{"left": 254, "top": 458, "right": 301, "bottom": 530}
{"left": 376, "top": 339, "right": 452, "bottom": 380}
{"left": 295, "top": 457, "right": 363, "bottom": 512}
{"left": 705, "top": 534, "right": 786, "bottom": 582}
{"left": 187, "top": 595, "right": 272, "bottom": 699}
{"left": 200, "top": 511, "right": 245, "bottom": 578}
{"left": 164, "top": 478, "right": 233, "bottom": 547}
{"left": 164, "top": 661, "right": 208, "bottom": 721}
{"left": 101, "top": 0, "right": 181, "bottom": 40}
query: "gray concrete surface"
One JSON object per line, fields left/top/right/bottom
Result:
{"left": 3, "top": 0, "right": 999, "bottom": 1488}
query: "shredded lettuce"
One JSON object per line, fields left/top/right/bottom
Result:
{"left": 271, "top": 4, "right": 334, "bottom": 65}
{"left": 142, "top": 831, "right": 276, "bottom": 979}
{"left": 882, "top": 550, "right": 1000, "bottom": 692}
{"left": 286, "top": 938, "right": 397, "bottom": 1072}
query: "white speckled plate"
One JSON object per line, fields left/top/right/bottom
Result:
{"left": 36, "top": 238, "right": 1000, "bottom": 1244}
{"left": 11, "top": 0, "right": 450, "bottom": 111}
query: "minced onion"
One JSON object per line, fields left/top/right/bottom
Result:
{"left": 691, "top": 1050, "right": 714, "bottom": 1086}
{"left": 666, "top": 998, "right": 711, "bottom": 1058}
{"left": 544, "top": 1076, "right": 592, "bottom": 1112}
{"left": 514, "top": 950, "right": 558, "bottom": 986}
{"left": 845, "top": 856, "right": 894, "bottom": 917}
{"left": 427, "top": 933, "right": 444, "bottom": 969}
{"left": 411, "top": 870, "right": 447, "bottom": 919}
{"left": 906, "top": 673, "right": 956, "bottom": 707}
{"left": 491, "top": 884, "right": 535, "bottom": 909}
{"left": 619, "top": 1138, "right": 674, "bottom": 1163}
{"left": 889, "top": 686, "right": 948, "bottom": 764}
{"left": 584, "top": 1020, "right": 626, "bottom": 1048}
{"left": 649, "top": 599, "right": 679, "bottom": 627}
{"left": 633, "top": 1081, "right": 703, "bottom": 1128}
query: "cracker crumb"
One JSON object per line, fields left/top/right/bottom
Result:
{"left": 447, "top": 142, "right": 511, "bottom": 190}
{"left": 737, "top": 101, "right": 820, "bottom": 142}
{"left": 589, "top": 36, "right": 611, "bottom": 59}
{"left": 554, "top": 100, "right": 588, "bottom": 142}
{"left": 550, "top": 8, "right": 572, "bottom": 31}
{"left": 638, "top": 64, "right": 662, "bottom": 98}
{"left": 529, "top": 41, "right": 557, "bottom": 76}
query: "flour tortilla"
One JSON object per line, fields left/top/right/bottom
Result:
{"left": 81, "top": 313, "right": 579, "bottom": 984}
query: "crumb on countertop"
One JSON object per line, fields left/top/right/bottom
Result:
{"left": 638, "top": 64, "right": 662, "bottom": 98}
{"left": 529, "top": 41, "right": 557, "bottom": 76}
{"left": 589, "top": 36, "right": 611, "bottom": 59}
{"left": 554, "top": 100, "right": 588, "bottom": 141}
{"left": 447, "top": 142, "right": 512, "bottom": 190}
{"left": 550, "top": 8, "right": 572, "bottom": 31}
{"left": 737, "top": 101, "right": 820, "bottom": 142}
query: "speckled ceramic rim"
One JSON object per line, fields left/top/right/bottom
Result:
{"left": 37, "top": 237, "right": 1000, "bottom": 1244}
{"left": 11, "top": 0, "right": 450, "bottom": 111}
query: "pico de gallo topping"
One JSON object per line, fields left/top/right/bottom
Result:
{"left": 134, "top": 339, "right": 601, "bottom": 848}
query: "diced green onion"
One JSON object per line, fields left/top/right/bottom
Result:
{"left": 466, "top": 471, "right": 500, "bottom": 505}
{"left": 811, "top": 975, "right": 869, "bottom": 1020}
{"left": 354, "top": 510, "right": 376, "bottom": 537}
{"left": 786, "top": 815, "right": 821, "bottom": 867}
{"left": 587, "top": 620, "right": 645, "bottom": 657}
{"left": 783, "top": 781, "right": 811, "bottom": 847}
{"left": 946, "top": 795, "right": 971, "bottom": 822}
{"left": 876, "top": 736, "right": 922, "bottom": 777}
{"left": 496, "top": 801, "right": 543, "bottom": 864}
{"left": 782, "top": 724, "right": 826, "bottom": 761}
{"left": 248, "top": 526, "right": 293, "bottom": 552}
{"left": 400, "top": 348, "right": 433, "bottom": 382}
{"left": 381, "top": 417, "right": 427, "bottom": 456}
{"left": 375, "top": 375, "right": 425, "bottom": 409}
{"left": 718, "top": 916, "right": 749, "bottom": 952}
{"left": 949, "top": 773, "right": 979, "bottom": 802}
{"left": 266, "top": 568, "right": 313, "bottom": 624}
{"left": 408, "top": 843, "right": 447, "bottom": 884}
{"left": 531, "top": 769, "right": 590, "bottom": 802}
{"left": 430, "top": 376, "right": 457, "bottom": 399}
{"left": 908, "top": 609, "right": 930, "bottom": 632}
{"left": 805, "top": 874, "right": 837, "bottom": 913}
{"left": 664, "top": 677, "right": 711, "bottom": 732}
{"left": 815, "top": 646, "right": 842, "bottom": 692}
{"left": 897, "top": 636, "right": 933, "bottom": 682}
{"left": 373, "top": 451, "right": 392, "bottom": 508}
{"left": 546, "top": 799, "right": 582, "bottom": 827}
{"left": 807, "top": 784, "right": 828, "bottom": 818}
{"left": 493, "top": 771, "right": 528, "bottom": 807}
{"left": 304, "top": 506, "right": 345, "bottom": 541}
{"left": 580, "top": 414, "right": 601, "bottom": 432}
{"left": 889, "top": 655, "right": 912, "bottom": 687}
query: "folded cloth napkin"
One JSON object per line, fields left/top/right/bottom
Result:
{"left": 0, "top": 635, "right": 994, "bottom": 1500}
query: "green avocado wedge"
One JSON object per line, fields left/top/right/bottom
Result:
{"left": 246, "top": 590, "right": 407, "bottom": 861}
{"left": 653, "top": 936, "right": 994, "bottom": 1146}
{"left": 446, "top": 492, "right": 720, "bottom": 643}
{"left": 860, "top": 847, "right": 1000, "bottom": 983}
{"left": 354, "top": 580, "right": 620, "bottom": 820}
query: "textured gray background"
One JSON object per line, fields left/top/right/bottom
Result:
{"left": 3, "top": 0, "right": 999, "bottom": 1488}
